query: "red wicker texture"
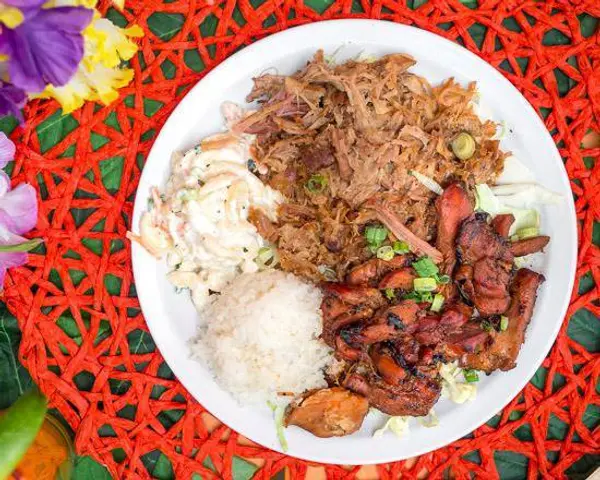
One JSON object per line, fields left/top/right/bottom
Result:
{"left": 4, "top": 0, "right": 600, "bottom": 478}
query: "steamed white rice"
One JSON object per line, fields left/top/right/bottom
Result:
{"left": 191, "top": 270, "right": 333, "bottom": 404}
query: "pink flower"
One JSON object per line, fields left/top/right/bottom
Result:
{"left": 0, "top": 132, "right": 40, "bottom": 289}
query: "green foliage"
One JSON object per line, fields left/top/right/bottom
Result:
{"left": 36, "top": 111, "right": 79, "bottom": 154}
{"left": 568, "top": 308, "right": 600, "bottom": 352}
{"left": 494, "top": 451, "right": 528, "bottom": 480}
{"left": 0, "top": 304, "right": 33, "bottom": 409}
{"left": 147, "top": 13, "right": 185, "bottom": 41}
{"left": 72, "top": 456, "right": 112, "bottom": 480}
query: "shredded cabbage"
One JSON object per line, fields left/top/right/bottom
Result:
{"left": 373, "top": 415, "right": 410, "bottom": 438}
{"left": 417, "top": 409, "right": 439, "bottom": 428}
{"left": 439, "top": 362, "right": 477, "bottom": 404}
{"left": 475, "top": 184, "right": 540, "bottom": 236}
{"left": 410, "top": 170, "right": 443, "bottom": 195}
{"left": 267, "top": 401, "right": 289, "bottom": 452}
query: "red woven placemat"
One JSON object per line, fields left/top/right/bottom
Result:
{"left": 4, "top": 0, "right": 600, "bottom": 478}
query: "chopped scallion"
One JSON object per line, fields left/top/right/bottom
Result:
{"left": 365, "top": 224, "right": 388, "bottom": 249}
{"left": 384, "top": 288, "right": 396, "bottom": 300}
{"left": 500, "top": 315, "right": 509, "bottom": 331}
{"left": 412, "top": 256, "right": 439, "bottom": 278}
{"left": 431, "top": 293, "right": 445, "bottom": 312}
{"left": 377, "top": 245, "right": 395, "bottom": 261}
{"left": 413, "top": 277, "right": 437, "bottom": 292}
{"left": 393, "top": 240, "right": 410, "bottom": 254}
{"left": 306, "top": 174, "right": 328, "bottom": 193}
{"left": 436, "top": 274, "right": 451, "bottom": 284}
{"left": 463, "top": 369, "right": 479, "bottom": 383}
{"left": 451, "top": 132, "right": 476, "bottom": 160}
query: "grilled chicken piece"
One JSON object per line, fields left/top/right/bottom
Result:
{"left": 435, "top": 183, "right": 473, "bottom": 269}
{"left": 491, "top": 214, "right": 514, "bottom": 238}
{"left": 343, "top": 301, "right": 421, "bottom": 344}
{"left": 321, "top": 283, "right": 385, "bottom": 309}
{"left": 457, "top": 213, "right": 513, "bottom": 265}
{"left": 378, "top": 267, "right": 416, "bottom": 290}
{"left": 371, "top": 345, "right": 408, "bottom": 384}
{"left": 323, "top": 306, "right": 374, "bottom": 346}
{"left": 284, "top": 387, "right": 369, "bottom": 438}
{"left": 346, "top": 255, "right": 411, "bottom": 286}
{"left": 462, "top": 269, "right": 544, "bottom": 373}
{"left": 510, "top": 236, "right": 550, "bottom": 257}
{"left": 344, "top": 372, "right": 441, "bottom": 417}
{"left": 456, "top": 213, "right": 514, "bottom": 316}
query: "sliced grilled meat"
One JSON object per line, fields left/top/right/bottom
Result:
{"left": 491, "top": 213, "right": 514, "bottom": 238}
{"left": 378, "top": 267, "right": 416, "bottom": 290}
{"left": 321, "top": 283, "right": 385, "bottom": 309}
{"left": 435, "top": 183, "right": 473, "bottom": 270}
{"left": 510, "top": 236, "right": 550, "bottom": 257}
{"left": 456, "top": 213, "right": 514, "bottom": 316}
{"left": 285, "top": 387, "right": 369, "bottom": 438}
{"left": 346, "top": 255, "right": 412, "bottom": 286}
{"left": 462, "top": 268, "right": 544, "bottom": 373}
{"left": 344, "top": 372, "right": 441, "bottom": 417}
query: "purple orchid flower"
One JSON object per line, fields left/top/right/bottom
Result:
{"left": 0, "top": 6, "right": 94, "bottom": 93}
{"left": 0, "top": 133, "right": 40, "bottom": 289}
{"left": 0, "top": 82, "right": 27, "bottom": 123}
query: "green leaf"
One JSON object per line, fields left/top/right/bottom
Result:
{"left": 72, "top": 456, "right": 112, "bottom": 480}
{"left": 582, "top": 404, "right": 600, "bottom": 430}
{"left": 542, "top": 28, "right": 571, "bottom": 46}
{"left": 152, "top": 452, "right": 174, "bottom": 480}
{"left": 593, "top": 221, "right": 600, "bottom": 247}
{"left": 90, "top": 132, "right": 110, "bottom": 152}
{"left": 303, "top": 0, "right": 334, "bottom": 14}
{"left": 147, "top": 13, "right": 185, "bottom": 41}
{"left": 127, "top": 329, "right": 156, "bottom": 354}
{"left": 578, "top": 271, "right": 595, "bottom": 295}
{"left": 546, "top": 413, "right": 568, "bottom": 440}
{"left": 184, "top": 50, "right": 205, "bottom": 72}
{"left": 104, "top": 273, "right": 122, "bottom": 295}
{"left": 565, "top": 454, "right": 600, "bottom": 480}
{"left": 494, "top": 451, "right": 528, "bottom": 480}
{"left": 568, "top": 308, "right": 600, "bottom": 352}
{"left": 36, "top": 111, "right": 79, "bottom": 154}
{"left": 578, "top": 13, "right": 598, "bottom": 38}
{"left": 0, "top": 303, "right": 33, "bottom": 409}
{"left": 232, "top": 457, "right": 258, "bottom": 480}
{"left": 100, "top": 156, "right": 125, "bottom": 192}
{"left": 0, "top": 116, "right": 19, "bottom": 135}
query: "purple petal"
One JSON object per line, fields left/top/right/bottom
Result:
{"left": 0, "top": 225, "right": 29, "bottom": 289}
{"left": 2, "top": 0, "right": 45, "bottom": 7}
{"left": 0, "top": 82, "right": 26, "bottom": 123}
{"left": 0, "top": 183, "right": 38, "bottom": 235}
{"left": 0, "top": 7, "right": 93, "bottom": 93}
{"left": 0, "top": 133, "right": 15, "bottom": 168}
{"left": 0, "top": 171, "right": 11, "bottom": 197}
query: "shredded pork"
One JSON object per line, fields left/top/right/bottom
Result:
{"left": 238, "top": 51, "right": 507, "bottom": 281}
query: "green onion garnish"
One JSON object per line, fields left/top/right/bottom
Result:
{"left": 431, "top": 293, "right": 445, "bottom": 312}
{"left": 412, "top": 256, "right": 439, "bottom": 278}
{"left": 384, "top": 288, "right": 396, "bottom": 300}
{"left": 463, "top": 369, "right": 479, "bottom": 383}
{"left": 306, "top": 174, "right": 328, "bottom": 193}
{"left": 451, "top": 132, "right": 476, "bottom": 160}
{"left": 377, "top": 246, "right": 395, "bottom": 261}
{"left": 481, "top": 319, "right": 494, "bottom": 332}
{"left": 413, "top": 277, "right": 437, "bottom": 292}
{"left": 500, "top": 315, "right": 509, "bottom": 331}
{"left": 393, "top": 240, "right": 410, "bottom": 254}
{"left": 365, "top": 224, "right": 388, "bottom": 249}
{"left": 436, "top": 274, "right": 451, "bottom": 284}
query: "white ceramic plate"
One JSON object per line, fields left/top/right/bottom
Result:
{"left": 131, "top": 20, "right": 577, "bottom": 465}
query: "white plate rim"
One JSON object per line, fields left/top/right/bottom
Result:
{"left": 131, "top": 19, "right": 578, "bottom": 465}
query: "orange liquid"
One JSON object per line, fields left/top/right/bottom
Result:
{"left": 11, "top": 416, "right": 72, "bottom": 480}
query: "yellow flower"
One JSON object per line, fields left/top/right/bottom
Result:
{"left": 0, "top": 4, "right": 24, "bottom": 28}
{"left": 36, "top": 12, "right": 143, "bottom": 114}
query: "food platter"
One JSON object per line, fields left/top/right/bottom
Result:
{"left": 130, "top": 20, "right": 577, "bottom": 464}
